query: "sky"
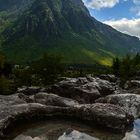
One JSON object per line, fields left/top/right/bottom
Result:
{"left": 83, "top": 0, "right": 140, "bottom": 38}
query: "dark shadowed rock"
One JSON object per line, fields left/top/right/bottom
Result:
{"left": 17, "top": 86, "right": 42, "bottom": 95}
{"left": 124, "top": 80, "right": 140, "bottom": 95}
{"left": 96, "top": 93, "right": 140, "bottom": 118}
{"left": 47, "top": 77, "right": 115, "bottom": 103}
{"left": 93, "top": 77, "right": 115, "bottom": 95}
{"left": 18, "top": 93, "right": 34, "bottom": 103}
{"left": 124, "top": 80, "right": 140, "bottom": 90}
{"left": 99, "top": 74, "right": 118, "bottom": 83}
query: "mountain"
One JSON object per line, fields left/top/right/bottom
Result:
{"left": 0, "top": 0, "right": 140, "bottom": 65}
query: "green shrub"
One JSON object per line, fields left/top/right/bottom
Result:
{"left": 0, "top": 75, "right": 17, "bottom": 95}
{"left": 112, "top": 53, "right": 140, "bottom": 86}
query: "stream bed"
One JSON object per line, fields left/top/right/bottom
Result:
{"left": 9, "top": 119, "right": 140, "bottom": 140}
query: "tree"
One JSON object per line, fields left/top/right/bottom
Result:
{"left": 30, "top": 54, "right": 64, "bottom": 85}
{"left": 0, "top": 53, "right": 6, "bottom": 77}
{"left": 112, "top": 57, "right": 121, "bottom": 76}
{"left": 12, "top": 66, "right": 32, "bottom": 87}
{"left": 111, "top": 54, "right": 140, "bottom": 86}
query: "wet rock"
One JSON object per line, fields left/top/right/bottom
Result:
{"left": 47, "top": 77, "right": 115, "bottom": 103}
{"left": 96, "top": 93, "right": 140, "bottom": 118}
{"left": 122, "top": 119, "right": 140, "bottom": 140}
{"left": 0, "top": 75, "right": 137, "bottom": 138}
{"left": 0, "top": 102, "right": 132, "bottom": 138}
{"left": 59, "top": 130, "right": 98, "bottom": 140}
{"left": 34, "top": 92, "right": 79, "bottom": 107}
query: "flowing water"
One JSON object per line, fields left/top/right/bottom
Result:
{"left": 9, "top": 119, "right": 140, "bottom": 140}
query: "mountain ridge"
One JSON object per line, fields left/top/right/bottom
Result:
{"left": 0, "top": 0, "right": 140, "bottom": 65}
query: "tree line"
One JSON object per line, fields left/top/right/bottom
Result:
{"left": 1, "top": 51, "right": 140, "bottom": 95}
{"left": 112, "top": 53, "right": 140, "bottom": 85}
{"left": 0, "top": 53, "right": 64, "bottom": 94}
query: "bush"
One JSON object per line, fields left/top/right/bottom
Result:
{"left": 12, "top": 54, "right": 64, "bottom": 86}
{"left": 12, "top": 66, "right": 32, "bottom": 87}
{"left": 0, "top": 75, "right": 17, "bottom": 95}
{"left": 29, "top": 54, "right": 64, "bottom": 85}
{"left": 111, "top": 53, "right": 140, "bottom": 86}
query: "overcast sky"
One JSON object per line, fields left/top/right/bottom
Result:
{"left": 83, "top": 0, "right": 140, "bottom": 38}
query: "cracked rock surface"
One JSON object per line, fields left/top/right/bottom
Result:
{"left": 0, "top": 75, "right": 139, "bottom": 139}
{"left": 46, "top": 77, "right": 115, "bottom": 103}
{"left": 0, "top": 94, "right": 133, "bottom": 139}
{"left": 96, "top": 94, "right": 140, "bottom": 118}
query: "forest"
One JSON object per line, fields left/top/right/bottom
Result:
{"left": 0, "top": 52, "right": 140, "bottom": 94}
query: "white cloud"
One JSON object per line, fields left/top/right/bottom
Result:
{"left": 83, "top": 0, "right": 119, "bottom": 10}
{"left": 130, "top": 6, "right": 140, "bottom": 16}
{"left": 133, "top": 0, "right": 140, "bottom": 5}
{"left": 131, "top": 0, "right": 140, "bottom": 16}
{"left": 104, "top": 18, "right": 140, "bottom": 38}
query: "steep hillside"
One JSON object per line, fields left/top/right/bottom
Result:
{"left": 0, "top": 0, "right": 140, "bottom": 65}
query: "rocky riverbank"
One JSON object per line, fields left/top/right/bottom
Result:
{"left": 1, "top": 75, "right": 140, "bottom": 139}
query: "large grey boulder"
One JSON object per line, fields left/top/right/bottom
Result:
{"left": 0, "top": 94, "right": 25, "bottom": 107}
{"left": 0, "top": 94, "right": 133, "bottom": 139}
{"left": 96, "top": 94, "right": 140, "bottom": 118}
{"left": 18, "top": 92, "right": 79, "bottom": 107}
{"left": 47, "top": 77, "right": 115, "bottom": 103}
{"left": 34, "top": 92, "right": 79, "bottom": 107}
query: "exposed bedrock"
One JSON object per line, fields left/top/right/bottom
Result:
{"left": 96, "top": 93, "right": 140, "bottom": 118}
{"left": 0, "top": 93, "right": 133, "bottom": 139}
{"left": 46, "top": 77, "right": 115, "bottom": 103}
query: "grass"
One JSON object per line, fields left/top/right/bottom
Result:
{"left": 0, "top": 32, "right": 117, "bottom": 66}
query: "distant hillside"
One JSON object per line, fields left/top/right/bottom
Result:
{"left": 0, "top": 0, "right": 140, "bottom": 65}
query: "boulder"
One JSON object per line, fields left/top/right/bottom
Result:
{"left": 0, "top": 94, "right": 25, "bottom": 107}
{"left": 18, "top": 92, "right": 79, "bottom": 107}
{"left": 34, "top": 92, "right": 79, "bottom": 107}
{"left": 0, "top": 99, "right": 133, "bottom": 139}
{"left": 0, "top": 93, "right": 134, "bottom": 138}
{"left": 96, "top": 94, "right": 140, "bottom": 118}
{"left": 74, "top": 103, "right": 133, "bottom": 131}
{"left": 124, "top": 80, "right": 140, "bottom": 95}
{"left": 18, "top": 93, "right": 34, "bottom": 103}
{"left": 99, "top": 74, "right": 118, "bottom": 83}
{"left": 93, "top": 77, "right": 115, "bottom": 95}
{"left": 47, "top": 77, "right": 115, "bottom": 103}
{"left": 17, "top": 86, "right": 43, "bottom": 95}
{"left": 124, "top": 80, "right": 140, "bottom": 90}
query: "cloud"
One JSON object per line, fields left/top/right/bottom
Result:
{"left": 83, "top": 0, "right": 119, "bottom": 10}
{"left": 104, "top": 18, "right": 140, "bottom": 38}
{"left": 130, "top": 6, "right": 140, "bottom": 16}
{"left": 133, "top": 0, "right": 140, "bottom": 5}
{"left": 130, "top": 0, "right": 140, "bottom": 16}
